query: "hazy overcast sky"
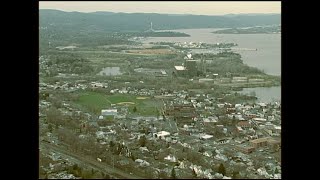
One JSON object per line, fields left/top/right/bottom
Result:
{"left": 39, "top": 1, "right": 281, "bottom": 15}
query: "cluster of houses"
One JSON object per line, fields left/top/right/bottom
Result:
{"left": 40, "top": 77, "right": 281, "bottom": 178}
{"left": 85, "top": 91, "right": 280, "bottom": 178}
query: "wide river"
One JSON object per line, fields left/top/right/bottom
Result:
{"left": 142, "top": 28, "right": 281, "bottom": 103}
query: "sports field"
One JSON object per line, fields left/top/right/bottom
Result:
{"left": 75, "top": 91, "right": 162, "bottom": 115}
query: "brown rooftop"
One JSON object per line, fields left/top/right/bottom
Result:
{"left": 250, "top": 137, "right": 271, "bottom": 144}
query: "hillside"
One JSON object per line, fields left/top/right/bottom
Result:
{"left": 39, "top": 10, "right": 280, "bottom": 32}
{"left": 39, "top": 10, "right": 280, "bottom": 50}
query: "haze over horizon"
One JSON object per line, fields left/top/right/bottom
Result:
{"left": 39, "top": 1, "right": 281, "bottom": 16}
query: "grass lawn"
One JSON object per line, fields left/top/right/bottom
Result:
{"left": 76, "top": 92, "right": 111, "bottom": 111}
{"left": 75, "top": 91, "right": 163, "bottom": 116}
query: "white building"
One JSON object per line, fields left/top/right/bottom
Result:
{"left": 101, "top": 109, "right": 117, "bottom": 116}
{"left": 155, "top": 131, "right": 170, "bottom": 139}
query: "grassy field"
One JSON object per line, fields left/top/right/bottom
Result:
{"left": 75, "top": 91, "right": 162, "bottom": 116}
{"left": 127, "top": 49, "right": 175, "bottom": 54}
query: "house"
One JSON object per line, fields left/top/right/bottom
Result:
{"left": 203, "top": 118, "right": 217, "bottom": 125}
{"left": 155, "top": 131, "right": 171, "bottom": 140}
{"left": 236, "top": 126, "right": 243, "bottom": 133}
{"left": 274, "top": 126, "right": 281, "bottom": 134}
{"left": 200, "top": 134, "right": 214, "bottom": 140}
{"left": 135, "top": 159, "right": 150, "bottom": 167}
{"left": 164, "top": 155, "right": 177, "bottom": 162}
{"left": 174, "top": 66, "right": 187, "bottom": 76}
{"left": 237, "top": 121, "right": 251, "bottom": 128}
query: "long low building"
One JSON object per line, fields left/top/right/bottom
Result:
{"left": 101, "top": 109, "right": 117, "bottom": 116}
{"left": 174, "top": 66, "right": 187, "bottom": 76}
{"left": 235, "top": 145, "right": 255, "bottom": 154}
{"left": 250, "top": 137, "right": 270, "bottom": 148}
{"left": 199, "top": 78, "right": 214, "bottom": 83}
{"left": 250, "top": 137, "right": 281, "bottom": 149}
{"left": 155, "top": 131, "right": 171, "bottom": 140}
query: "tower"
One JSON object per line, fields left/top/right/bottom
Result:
{"left": 146, "top": 21, "right": 155, "bottom": 32}
{"left": 203, "top": 57, "right": 207, "bottom": 74}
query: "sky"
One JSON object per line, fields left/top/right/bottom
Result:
{"left": 39, "top": 1, "right": 281, "bottom": 15}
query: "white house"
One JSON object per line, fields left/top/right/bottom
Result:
{"left": 164, "top": 155, "right": 177, "bottom": 162}
{"left": 155, "top": 131, "right": 171, "bottom": 139}
{"left": 200, "top": 134, "right": 214, "bottom": 140}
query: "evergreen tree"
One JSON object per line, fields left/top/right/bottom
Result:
{"left": 48, "top": 124, "right": 53, "bottom": 132}
{"left": 218, "top": 163, "right": 226, "bottom": 176}
{"left": 192, "top": 168, "right": 197, "bottom": 178}
{"left": 171, "top": 167, "right": 176, "bottom": 179}
{"left": 139, "top": 135, "right": 147, "bottom": 147}
{"left": 109, "top": 140, "right": 115, "bottom": 147}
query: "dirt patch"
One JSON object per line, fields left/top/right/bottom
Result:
{"left": 117, "top": 102, "right": 135, "bottom": 105}
{"left": 136, "top": 97, "right": 149, "bottom": 100}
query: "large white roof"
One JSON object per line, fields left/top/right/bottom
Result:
{"left": 102, "top": 109, "right": 117, "bottom": 113}
{"left": 201, "top": 134, "right": 214, "bottom": 139}
{"left": 157, "top": 131, "right": 170, "bottom": 136}
{"left": 174, "top": 66, "right": 186, "bottom": 71}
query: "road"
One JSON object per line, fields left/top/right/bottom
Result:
{"left": 40, "top": 142, "right": 144, "bottom": 179}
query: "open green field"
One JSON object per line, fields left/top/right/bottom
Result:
{"left": 75, "top": 91, "right": 162, "bottom": 116}
{"left": 77, "top": 92, "right": 112, "bottom": 109}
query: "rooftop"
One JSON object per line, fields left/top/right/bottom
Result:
{"left": 200, "top": 134, "right": 214, "bottom": 139}
{"left": 186, "top": 60, "right": 197, "bottom": 62}
{"left": 250, "top": 137, "right": 271, "bottom": 143}
{"left": 157, "top": 131, "right": 170, "bottom": 137}
{"left": 174, "top": 66, "right": 186, "bottom": 71}
{"left": 102, "top": 109, "right": 117, "bottom": 113}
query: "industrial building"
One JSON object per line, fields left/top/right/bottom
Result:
{"left": 249, "top": 137, "right": 281, "bottom": 150}
{"left": 173, "top": 53, "right": 204, "bottom": 78}
{"left": 250, "top": 137, "right": 270, "bottom": 148}
{"left": 165, "top": 104, "right": 196, "bottom": 126}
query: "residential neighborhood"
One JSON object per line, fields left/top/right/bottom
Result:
{"left": 40, "top": 77, "right": 281, "bottom": 178}
{"left": 39, "top": 2, "right": 281, "bottom": 179}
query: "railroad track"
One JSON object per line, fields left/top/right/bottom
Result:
{"left": 40, "top": 142, "right": 144, "bottom": 179}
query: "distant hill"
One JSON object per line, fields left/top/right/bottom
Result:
{"left": 213, "top": 25, "right": 281, "bottom": 34}
{"left": 39, "top": 10, "right": 280, "bottom": 50}
{"left": 39, "top": 9, "right": 280, "bottom": 32}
